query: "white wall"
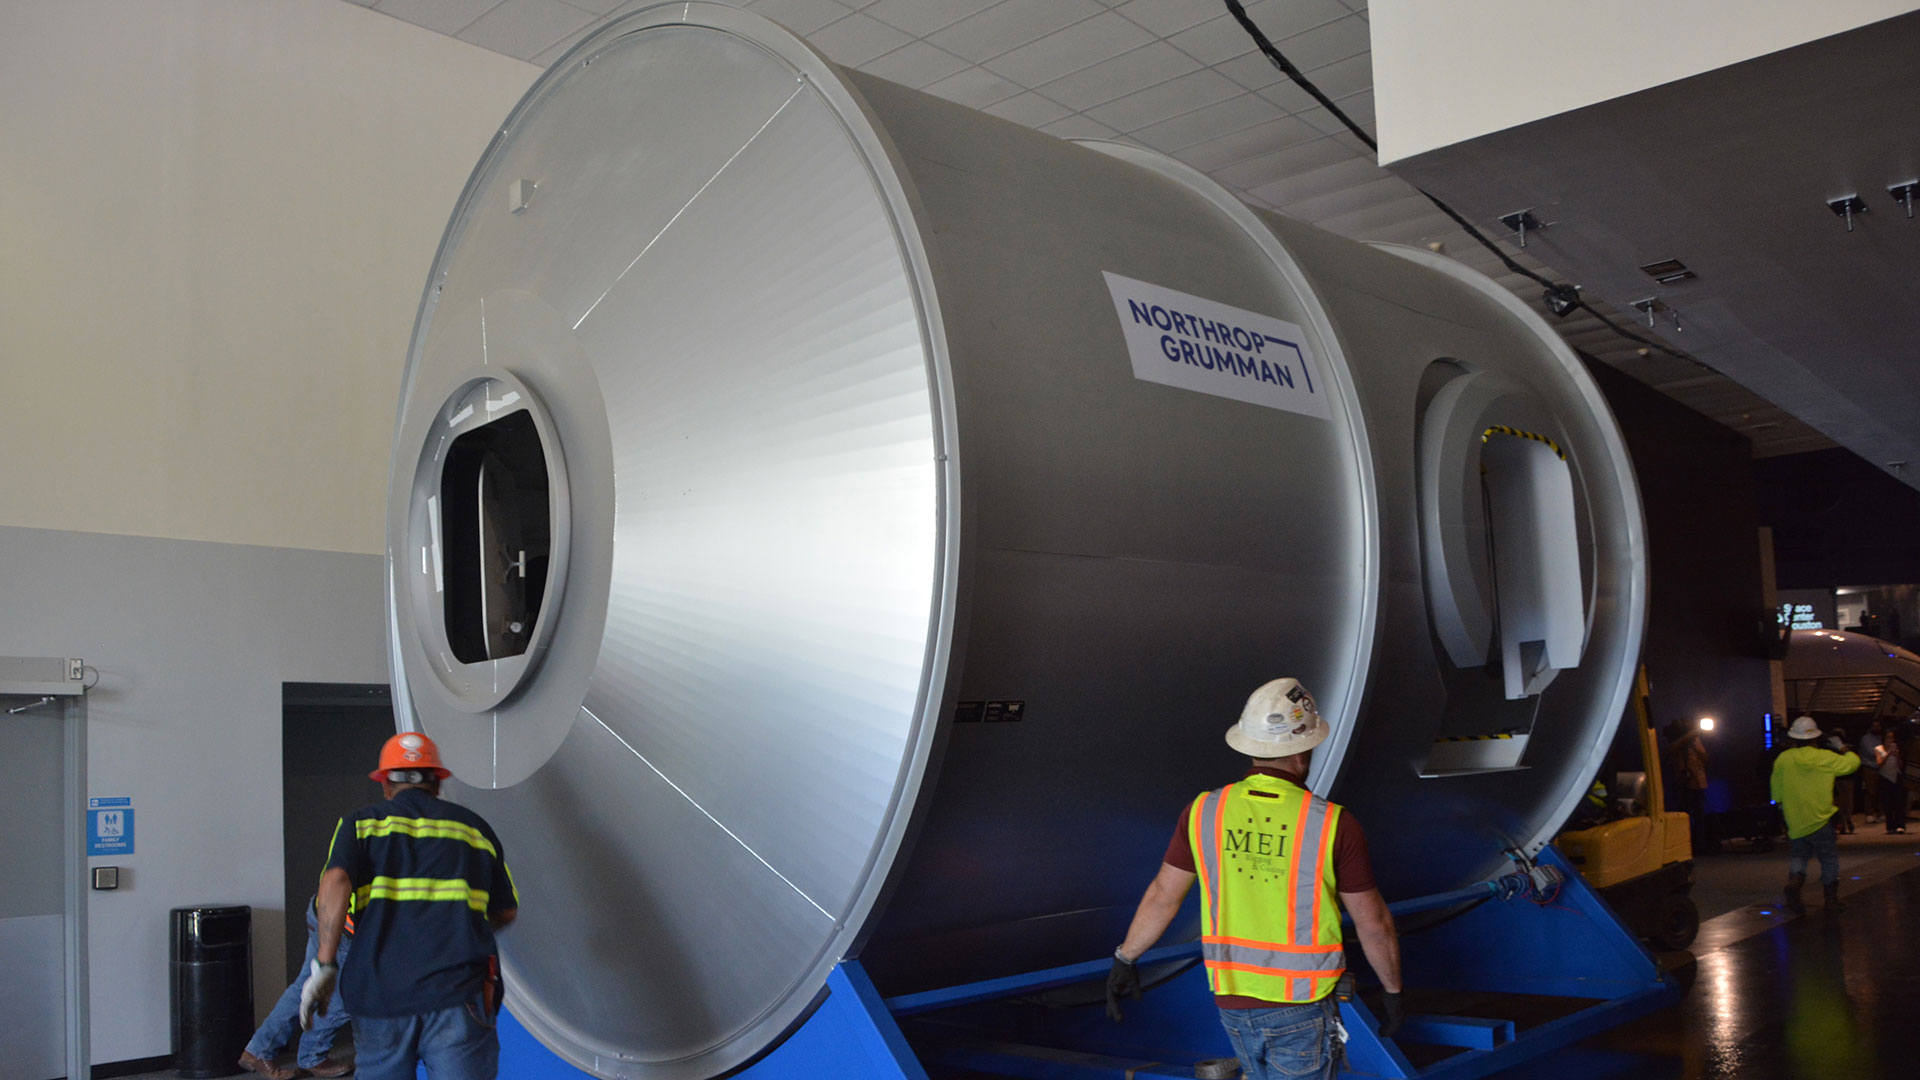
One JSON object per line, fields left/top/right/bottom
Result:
{"left": 0, "top": 0, "right": 544, "bottom": 1064}
{"left": 0, "top": 0, "right": 538, "bottom": 555}
{"left": 1371, "top": 0, "right": 1920, "bottom": 163}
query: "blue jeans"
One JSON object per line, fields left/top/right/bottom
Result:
{"left": 1219, "top": 996, "right": 1339, "bottom": 1080}
{"left": 1788, "top": 821, "right": 1841, "bottom": 885}
{"left": 246, "top": 904, "right": 351, "bottom": 1068}
{"left": 352, "top": 994, "right": 498, "bottom": 1080}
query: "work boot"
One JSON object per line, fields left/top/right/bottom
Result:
{"left": 237, "top": 1051, "right": 297, "bottom": 1080}
{"left": 1824, "top": 882, "right": 1847, "bottom": 911}
{"left": 1783, "top": 872, "right": 1806, "bottom": 914}
{"left": 305, "top": 1060, "right": 353, "bottom": 1078}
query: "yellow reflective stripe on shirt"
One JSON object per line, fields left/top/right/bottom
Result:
{"left": 354, "top": 815, "right": 499, "bottom": 857}
{"left": 502, "top": 862, "right": 520, "bottom": 907}
{"left": 354, "top": 876, "right": 490, "bottom": 913}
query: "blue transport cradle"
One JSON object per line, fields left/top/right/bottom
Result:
{"left": 495, "top": 847, "right": 1677, "bottom": 1080}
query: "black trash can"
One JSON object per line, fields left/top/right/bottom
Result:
{"left": 170, "top": 905, "right": 255, "bottom": 1078}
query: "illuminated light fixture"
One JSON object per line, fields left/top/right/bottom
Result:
{"left": 1698, "top": 717, "right": 1715, "bottom": 732}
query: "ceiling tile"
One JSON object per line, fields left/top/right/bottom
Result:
{"left": 1298, "top": 52, "right": 1372, "bottom": 100}
{"left": 1040, "top": 114, "right": 1122, "bottom": 141}
{"left": 1214, "top": 48, "right": 1285, "bottom": 91}
{"left": 1113, "top": 0, "right": 1216, "bottom": 38}
{"left": 343, "top": 0, "right": 377, "bottom": 6}
{"left": 1173, "top": 114, "right": 1321, "bottom": 172}
{"left": 1035, "top": 41, "right": 1199, "bottom": 111}
{"left": 562, "top": 0, "right": 629, "bottom": 13}
{"left": 982, "top": 12, "right": 1153, "bottom": 87}
{"left": 746, "top": 0, "right": 856, "bottom": 36}
{"left": 928, "top": 0, "right": 1107, "bottom": 64}
{"left": 457, "top": 0, "right": 595, "bottom": 60}
{"left": 374, "top": 0, "right": 502, "bottom": 37}
{"left": 864, "top": 0, "right": 1001, "bottom": 37}
{"left": 1331, "top": 88, "right": 1374, "bottom": 129}
{"left": 1084, "top": 68, "right": 1240, "bottom": 131}
{"left": 1273, "top": 13, "right": 1371, "bottom": 70}
{"left": 859, "top": 40, "right": 972, "bottom": 88}
{"left": 1164, "top": 13, "right": 1257, "bottom": 65}
{"left": 983, "top": 91, "right": 1074, "bottom": 128}
{"left": 1129, "top": 92, "right": 1281, "bottom": 153}
{"left": 807, "top": 12, "right": 912, "bottom": 65}
{"left": 1214, "top": 133, "right": 1360, "bottom": 189}
{"left": 530, "top": 20, "right": 595, "bottom": 66}
{"left": 1268, "top": 172, "right": 1404, "bottom": 221}
{"left": 921, "top": 65, "right": 1026, "bottom": 109}
{"left": 1238, "top": 0, "right": 1352, "bottom": 39}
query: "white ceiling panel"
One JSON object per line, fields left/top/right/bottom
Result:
{"left": 1172, "top": 114, "right": 1322, "bottom": 172}
{"left": 1035, "top": 41, "right": 1200, "bottom": 111}
{"left": 981, "top": 12, "right": 1153, "bottom": 87}
{"left": 859, "top": 39, "right": 972, "bottom": 89}
{"left": 1038, "top": 114, "right": 1123, "bottom": 141}
{"left": 927, "top": 0, "right": 1107, "bottom": 64}
{"left": 1271, "top": 12, "right": 1371, "bottom": 70}
{"left": 982, "top": 91, "right": 1074, "bottom": 128}
{"left": 373, "top": 0, "right": 501, "bottom": 36}
{"left": 348, "top": 0, "right": 1838, "bottom": 459}
{"left": 456, "top": 0, "right": 597, "bottom": 61}
{"left": 1084, "top": 67, "right": 1240, "bottom": 131}
{"left": 1128, "top": 91, "right": 1280, "bottom": 153}
{"left": 807, "top": 11, "right": 913, "bottom": 65}
{"left": 864, "top": 0, "right": 1002, "bottom": 38}
{"left": 1112, "top": 0, "right": 1218, "bottom": 39}
{"left": 920, "top": 64, "right": 1026, "bottom": 109}
{"left": 744, "top": 0, "right": 855, "bottom": 36}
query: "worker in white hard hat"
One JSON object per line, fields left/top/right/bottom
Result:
{"left": 1770, "top": 716, "right": 1861, "bottom": 913}
{"left": 1107, "top": 678, "right": 1403, "bottom": 1080}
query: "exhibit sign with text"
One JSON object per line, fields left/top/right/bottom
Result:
{"left": 1102, "top": 271, "right": 1330, "bottom": 420}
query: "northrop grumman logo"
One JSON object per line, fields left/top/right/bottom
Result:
{"left": 1102, "top": 271, "right": 1331, "bottom": 421}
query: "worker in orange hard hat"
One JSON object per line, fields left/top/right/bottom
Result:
{"left": 300, "top": 731, "right": 518, "bottom": 1080}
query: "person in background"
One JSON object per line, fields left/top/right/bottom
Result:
{"left": 1770, "top": 716, "right": 1861, "bottom": 913}
{"left": 1823, "top": 729, "right": 1857, "bottom": 834}
{"left": 1875, "top": 733, "right": 1908, "bottom": 835}
{"left": 238, "top": 897, "right": 352, "bottom": 1079}
{"left": 1670, "top": 718, "right": 1713, "bottom": 852}
{"left": 1106, "top": 678, "right": 1403, "bottom": 1080}
{"left": 1858, "top": 721, "right": 1885, "bottom": 823}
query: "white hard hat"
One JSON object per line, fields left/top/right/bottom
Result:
{"left": 1787, "top": 715, "right": 1821, "bottom": 740}
{"left": 1225, "top": 678, "right": 1329, "bottom": 758}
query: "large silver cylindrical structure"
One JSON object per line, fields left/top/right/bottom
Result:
{"left": 383, "top": 5, "right": 1644, "bottom": 1077}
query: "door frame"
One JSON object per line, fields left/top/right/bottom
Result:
{"left": 0, "top": 656, "right": 90, "bottom": 1080}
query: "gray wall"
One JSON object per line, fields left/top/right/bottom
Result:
{"left": 0, "top": 524, "right": 386, "bottom": 1064}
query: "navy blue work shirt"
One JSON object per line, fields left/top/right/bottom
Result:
{"left": 322, "top": 786, "right": 517, "bottom": 1017}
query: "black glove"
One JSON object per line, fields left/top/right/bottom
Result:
{"left": 1377, "top": 991, "right": 1406, "bottom": 1039}
{"left": 1105, "top": 953, "right": 1142, "bottom": 1023}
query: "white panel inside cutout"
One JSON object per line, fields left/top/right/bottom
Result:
{"left": 1103, "top": 272, "right": 1332, "bottom": 420}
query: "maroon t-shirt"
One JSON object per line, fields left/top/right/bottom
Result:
{"left": 1162, "top": 767, "right": 1376, "bottom": 1008}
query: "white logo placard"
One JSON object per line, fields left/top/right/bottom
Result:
{"left": 1102, "top": 271, "right": 1330, "bottom": 420}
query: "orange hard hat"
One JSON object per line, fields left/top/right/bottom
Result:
{"left": 369, "top": 731, "right": 452, "bottom": 781}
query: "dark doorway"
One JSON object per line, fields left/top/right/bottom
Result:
{"left": 281, "top": 683, "right": 394, "bottom": 981}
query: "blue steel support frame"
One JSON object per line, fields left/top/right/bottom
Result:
{"left": 494, "top": 847, "right": 1675, "bottom": 1080}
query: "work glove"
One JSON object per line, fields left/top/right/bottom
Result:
{"left": 1377, "top": 991, "right": 1406, "bottom": 1039}
{"left": 1104, "top": 952, "right": 1142, "bottom": 1023}
{"left": 298, "top": 959, "right": 339, "bottom": 1030}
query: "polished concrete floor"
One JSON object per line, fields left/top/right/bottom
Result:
{"left": 113, "top": 838, "right": 1920, "bottom": 1080}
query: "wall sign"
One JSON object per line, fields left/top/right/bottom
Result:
{"left": 88, "top": 796, "right": 134, "bottom": 856}
{"left": 1102, "top": 271, "right": 1330, "bottom": 420}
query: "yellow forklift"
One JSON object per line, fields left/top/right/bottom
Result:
{"left": 1557, "top": 667, "right": 1699, "bottom": 949}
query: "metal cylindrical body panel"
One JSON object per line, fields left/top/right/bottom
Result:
{"left": 382, "top": 5, "right": 1642, "bottom": 1076}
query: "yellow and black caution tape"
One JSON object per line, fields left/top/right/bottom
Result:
{"left": 1480, "top": 424, "right": 1566, "bottom": 459}
{"left": 1432, "top": 733, "right": 1518, "bottom": 743}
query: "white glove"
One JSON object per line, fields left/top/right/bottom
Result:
{"left": 298, "top": 959, "right": 339, "bottom": 1030}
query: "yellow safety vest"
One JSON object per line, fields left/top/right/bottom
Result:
{"left": 1188, "top": 773, "right": 1346, "bottom": 1003}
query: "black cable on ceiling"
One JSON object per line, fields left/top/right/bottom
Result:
{"left": 1221, "top": 0, "right": 1704, "bottom": 369}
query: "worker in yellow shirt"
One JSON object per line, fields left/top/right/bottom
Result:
{"left": 1769, "top": 716, "right": 1861, "bottom": 914}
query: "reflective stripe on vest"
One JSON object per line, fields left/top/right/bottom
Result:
{"left": 1188, "top": 774, "right": 1346, "bottom": 1003}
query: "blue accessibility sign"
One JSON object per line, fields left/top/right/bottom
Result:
{"left": 88, "top": 804, "right": 135, "bottom": 856}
